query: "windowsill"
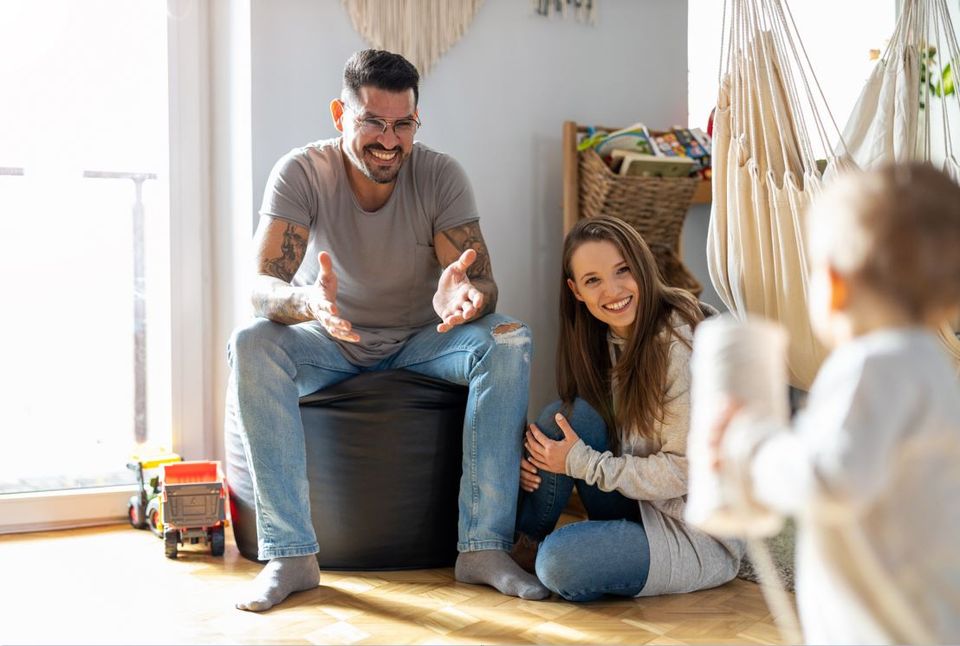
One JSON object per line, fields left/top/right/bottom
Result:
{"left": 0, "top": 485, "right": 134, "bottom": 535}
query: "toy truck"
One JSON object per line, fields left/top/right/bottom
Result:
{"left": 160, "top": 460, "right": 228, "bottom": 558}
{"left": 126, "top": 450, "right": 182, "bottom": 537}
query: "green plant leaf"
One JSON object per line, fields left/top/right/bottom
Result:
{"left": 929, "top": 60, "right": 956, "bottom": 99}
{"left": 941, "top": 61, "right": 955, "bottom": 97}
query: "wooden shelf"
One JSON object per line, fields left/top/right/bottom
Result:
{"left": 692, "top": 177, "right": 712, "bottom": 204}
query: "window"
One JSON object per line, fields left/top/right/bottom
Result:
{"left": 0, "top": 0, "right": 231, "bottom": 532}
{"left": 688, "top": 0, "right": 896, "bottom": 157}
{"left": 0, "top": 1, "right": 174, "bottom": 518}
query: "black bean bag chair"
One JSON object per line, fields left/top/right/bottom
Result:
{"left": 226, "top": 369, "right": 466, "bottom": 570}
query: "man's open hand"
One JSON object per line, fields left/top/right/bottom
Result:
{"left": 308, "top": 251, "right": 359, "bottom": 343}
{"left": 433, "top": 249, "right": 484, "bottom": 333}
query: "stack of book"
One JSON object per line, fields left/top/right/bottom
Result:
{"left": 579, "top": 123, "right": 712, "bottom": 179}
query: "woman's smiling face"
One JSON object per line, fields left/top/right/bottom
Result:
{"left": 567, "top": 240, "right": 640, "bottom": 338}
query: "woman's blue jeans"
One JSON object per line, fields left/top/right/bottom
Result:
{"left": 226, "top": 313, "right": 531, "bottom": 560}
{"left": 517, "top": 398, "right": 651, "bottom": 601}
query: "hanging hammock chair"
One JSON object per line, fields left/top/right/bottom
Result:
{"left": 699, "top": 5, "right": 959, "bottom": 643}
{"left": 709, "top": 0, "right": 960, "bottom": 389}
{"left": 707, "top": 0, "right": 853, "bottom": 389}
{"left": 840, "top": 0, "right": 960, "bottom": 367}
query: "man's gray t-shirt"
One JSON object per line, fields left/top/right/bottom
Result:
{"left": 259, "top": 138, "right": 479, "bottom": 366}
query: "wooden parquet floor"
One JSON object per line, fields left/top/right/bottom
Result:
{"left": 0, "top": 524, "right": 788, "bottom": 645}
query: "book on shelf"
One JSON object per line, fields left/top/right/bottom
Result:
{"left": 612, "top": 150, "right": 698, "bottom": 178}
{"left": 672, "top": 127, "right": 708, "bottom": 158}
{"left": 670, "top": 126, "right": 712, "bottom": 179}
{"left": 650, "top": 131, "right": 687, "bottom": 157}
{"left": 690, "top": 127, "right": 712, "bottom": 155}
{"left": 591, "top": 122, "right": 657, "bottom": 159}
{"left": 578, "top": 121, "right": 715, "bottom": 179}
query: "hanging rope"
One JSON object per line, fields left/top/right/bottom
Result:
{"left": 342, "top": 0, "right": 485, "bottom": 77}
{"left": 839, "top": 0, "right": 960, "bottom": 369}
{"left": 707, "top": 0, "right": 852, "bottom": 390}
{"left": 686, "top": 316, "right": 801, "bottom": 644}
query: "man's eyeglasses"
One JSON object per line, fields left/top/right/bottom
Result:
{"left": 343, "top": 104, "right": 421, "bottom": 138}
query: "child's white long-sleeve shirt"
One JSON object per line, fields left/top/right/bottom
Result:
{"left": 732, "top": 328, "right": 960, "bottom": 644}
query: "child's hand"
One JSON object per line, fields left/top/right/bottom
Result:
{"left": 525, "top": 414, "right": 580, "bottom": 475}
{"left": 519, "top": 456, "right": 541, "bottom": 492}
{"left": 708, "top": 399, "right": 745, "bottom": 471}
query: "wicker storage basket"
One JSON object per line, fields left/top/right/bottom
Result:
{"left": 578, "top": 148, "right": 702, "bottom": 296}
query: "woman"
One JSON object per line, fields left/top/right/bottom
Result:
{"left": 513, "top": 215, "right": 742, "bottom": 601}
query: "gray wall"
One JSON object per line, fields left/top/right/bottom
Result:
{"left": 684, "top": 203, "right": 722, "bottom": 312}
{"left": 250, "top": 0, "right": 696, "bottom": 413}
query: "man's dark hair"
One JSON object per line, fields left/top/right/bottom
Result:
{"left": 342, "top": 49, "right": 420, "bottom": 108}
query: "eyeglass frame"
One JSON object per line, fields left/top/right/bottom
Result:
{"left": 341, "top": 102, "right": 421, "bottom": 137}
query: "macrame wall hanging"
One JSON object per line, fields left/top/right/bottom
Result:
{"left": 342, "top": 0, "right": 485, "bottom": 77}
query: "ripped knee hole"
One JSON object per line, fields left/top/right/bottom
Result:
{"left": 492, "top": 322, "right": 523, "bottom": 336}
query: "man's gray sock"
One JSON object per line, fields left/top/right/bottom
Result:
{"left": 455, "top": 549, "right": 551, "bottom": 600}
{"left": 235, "top": 555, "right": 321, "bottom": 612}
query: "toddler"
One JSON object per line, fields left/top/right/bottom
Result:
{"left": 709, "top": 162, "right": 960, "bottom": 644}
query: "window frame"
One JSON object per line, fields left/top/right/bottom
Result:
{"left": 0, "top": 0, "right": 216, "bottom": 534}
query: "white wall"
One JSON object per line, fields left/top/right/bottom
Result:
{"left": 208, "top": 0, "right": 254, "bottom": 463}
{"left": 249, "top": 0, "right": 690, "bottom": 413}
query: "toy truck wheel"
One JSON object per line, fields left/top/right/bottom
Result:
{"left": 146, "top": 498, "right": 163, "bottom": 538}
{"left": 127, "top": 496, "right": 147, "bottom": 529}
{"left": 164, "top": 528, "right": 179, "bottom": 559}
{"left": 211, "top": 525, "right": 225, "bottom": 556}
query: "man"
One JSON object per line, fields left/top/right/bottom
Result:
{"left": 228, "top": 49, "right": 547, "bottom": 612}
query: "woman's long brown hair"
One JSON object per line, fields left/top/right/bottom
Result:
{"left": 557, "top": 216, "right": 703, "bottom": 452}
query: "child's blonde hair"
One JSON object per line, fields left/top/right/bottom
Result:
{"left": 808, "top": 162, "right": 960, "bottom": 320}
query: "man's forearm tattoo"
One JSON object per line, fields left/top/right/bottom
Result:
{"left": 443, "top": 222, "right": 492, "bottom": 280}
{"left": 263, "top": 224, "right": 307, "bottom": 282}
{"left": 252, "top": 289, "right": 305, "bottom": 324}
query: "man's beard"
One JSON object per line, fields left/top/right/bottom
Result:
{"left": 346, "top": 143, "right": 405, "bottom": 185}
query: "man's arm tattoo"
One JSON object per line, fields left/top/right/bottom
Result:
{"left": 251, "top": 288, "right": 308, "bottom": 325}
{"left": 262, "top": 223, "right": 307, "bottom": 282}
{"left": 442, "top": 222, "right": 492, "bottom": 280}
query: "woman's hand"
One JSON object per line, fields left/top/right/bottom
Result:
{"left": 519, "top": 456, "right": 541, "bottom": 492}
{"left": 525, "top": 413, "right": 581, "bottom": 475}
